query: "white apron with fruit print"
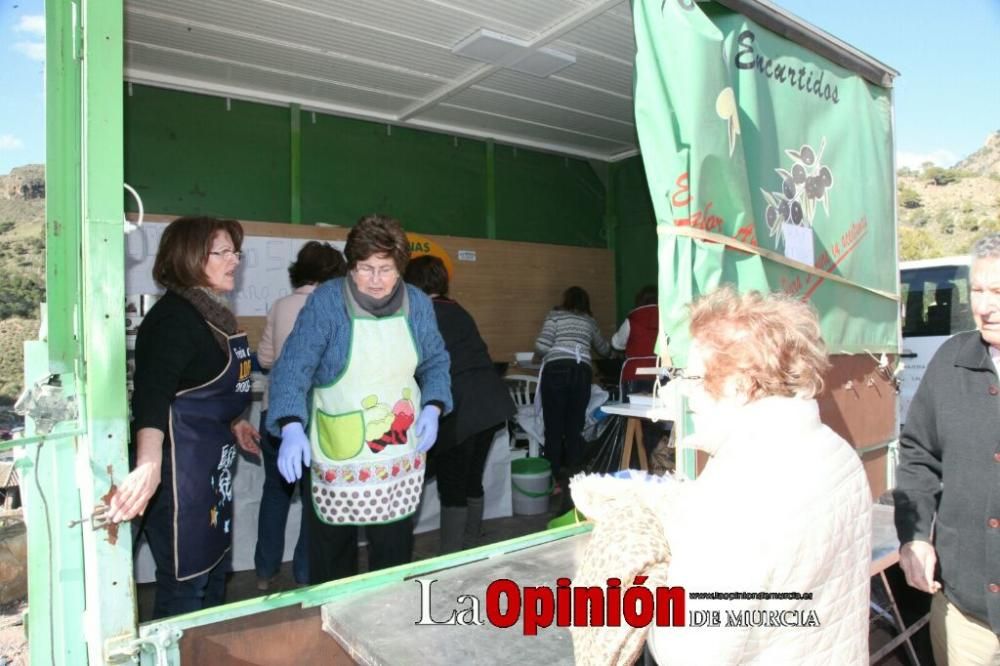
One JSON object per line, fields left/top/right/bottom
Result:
{"left": 308, "top": 286, "right": 424, "bottom": 525}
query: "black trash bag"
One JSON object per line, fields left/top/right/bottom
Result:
{"left": 576, "top": 413, "right": 628, "bottom": 477}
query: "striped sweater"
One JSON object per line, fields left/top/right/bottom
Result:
{"left": 534, "top": 309, "right": 611, "bottom": 366}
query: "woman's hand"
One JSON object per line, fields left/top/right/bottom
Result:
{"left": 109, "top": 428, "right": 164, "bottom": 523}
{"left": 232, "top": 419, "right": 261, "bottom": 456}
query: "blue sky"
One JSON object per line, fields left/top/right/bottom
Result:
{"left": 1, "top": 0, "right": 998, "bottom": 174}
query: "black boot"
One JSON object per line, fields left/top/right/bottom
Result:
{"left": 463, "top": 496, "right": 485, "bottom": 550}
{"left": 439, "top": 506, "right": 468, "bottom": 555}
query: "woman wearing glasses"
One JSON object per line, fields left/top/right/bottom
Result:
{"left": 266, "top": 214, "right": 452, "bottom": 584}
{"left": 572, "top": 287, "right": 872, "bottom": 664}
{"left": 110, "top": 216, "right": 262, "bottom": 618}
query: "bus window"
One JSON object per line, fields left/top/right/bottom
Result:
{"left": 900, "top": 266, "right": 974, "bottom": 338}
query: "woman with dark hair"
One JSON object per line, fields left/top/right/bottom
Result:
{"left": 253, "top": 241, "right": 346, "bottom": 591}
{"left": 266, "top": 215, "right": 452, "bottom": 584}
{"left": 109, "top": 216, "right": 261, "bottom": 618}
{"left": 534, "top": 286, "right": 611, "bottom": 491}
{"left": 404, "top": 256, "right": 515, "bottom": 553}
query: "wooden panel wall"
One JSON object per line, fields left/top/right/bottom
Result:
{"left": 139, "top": 216, "right": 617, "bottom": 364}
{"left": 816, "top": 354, "right": 898, "bottom": 499}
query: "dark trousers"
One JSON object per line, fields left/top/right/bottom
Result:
{"left": 305, "top": 471, "right": 415, "bottom": 584}
{"left": 253, "top": 410, "right": 310, "bottom": 584}
{"left": 541, "top": 359, "right": 592, "bottom": 479}
{"left": 143, "top": 488, "right": 230, "bottom": 619}
{"left": 435, "top": 426, "right": 500, "bottom": 507}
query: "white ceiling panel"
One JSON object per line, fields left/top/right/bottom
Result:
{"left": 547, "top": 46, "right": 633, "bottom": 97}
{"left": 124, "top": 0, "right": 642, "bottom": 159}
{"left": 126, "top": 13, "right": 445, "bottom": 99}
{"left": 127, "top": 1, "right": 474, "bottom": 79}
{"left": 122, "top": 0, "right": 894, "bottom": 160}
{"left": 606, "top": 2, "right": 633, "bottom": 22}
{"left": 127, "top": 44, "right": 415, "bottom": 118}
{"left": 416, "top": 104, "right": 632, "bottom": 157}
{"left": 480, "top": 70, "right": 633, "bottom": 120}
{"left": 449, "top": 88, "right": 635, "bottom": 144}
{"left": 558, "top": 10, "right": 635, "bottom": 62}
{"left": 416, "top": 0, "right": 594, "bottom": 39}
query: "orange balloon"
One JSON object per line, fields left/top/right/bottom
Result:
{"left": 407, "top": 233, "right": 454, "bottom": 278}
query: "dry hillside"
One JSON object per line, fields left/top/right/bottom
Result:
{"left": 0, "top": 172, "right": 44, "bottom": 406}
{"left": 897, "top": 131, "right": 1000, "bottom": 259}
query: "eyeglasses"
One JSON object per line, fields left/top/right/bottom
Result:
{"left": 354, "top": 264, "right": 398, "bottom": 279}
{"left": 667, "top": 369, "right": 702, "bottom": 382}
{"left": 667, "top": 369, "right": 704, "bottom": 392}
{"left": 209, "top": 250, "right": 243, "bottom": 261}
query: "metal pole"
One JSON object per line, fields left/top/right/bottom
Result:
{"left": 18, "top": 2, "right": 89, "bottom": 664}
{"left": 45, "top": 0, "right": 82, "bottom": 374}
{"left": 485, "top": 140, "right": 496, "bottom": 239}
{"left": 290, "top": 103, "right": 302, "bottom": 224}
{"left": 78, "top": 0, "right": 139, "bottom": 661}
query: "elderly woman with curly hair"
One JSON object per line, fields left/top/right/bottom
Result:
{"left": 266, "top": 214, "right": 451, "bottom": 584}
{"left": 572, "top": 287, "right": 872, "bottom": 665}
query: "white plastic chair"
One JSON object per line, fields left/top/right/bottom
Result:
{"left": 505, "top": 374, "right": 543, "bottom": 458}
{"left": 618, "top": 355, "right": 658, "bottom": 398}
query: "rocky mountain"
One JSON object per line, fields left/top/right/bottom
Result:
{"left": 0, "top": 165, "right": 44, "bottom": 201}
{"left": 953, "top": 131, "right": 1000, "bottom": 177}
{"left": 0, "top": 167, "right": 45, "bottom": 404}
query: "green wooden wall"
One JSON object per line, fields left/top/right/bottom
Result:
{"left": 123, "top": 83, "right": 656, "bottom": 320}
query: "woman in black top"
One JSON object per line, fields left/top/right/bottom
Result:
{"left": 405, "top": 256, "right": 515, "bottom": 553}
{"left": 109, "top": 216, "right": 261, "bottom": 618}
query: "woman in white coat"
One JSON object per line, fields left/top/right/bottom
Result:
{"left": 572, "top": 287, "right": 872, "bottom": 665}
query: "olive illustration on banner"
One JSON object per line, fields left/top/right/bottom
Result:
{"left": 791, "top": 201, "right": 803, "bottom": 225}
{"left": 715, "top": 87, "right": 741, "bottom": 157}
{"left": 759, "top": 137, "right": 834, "bottom": 246}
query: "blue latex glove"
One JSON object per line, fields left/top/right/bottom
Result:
{"left": 414, "top": 405, "right": 441, "bottom": 453}
{"left": 277, "top": 422, "right": 311, "bottom": 483}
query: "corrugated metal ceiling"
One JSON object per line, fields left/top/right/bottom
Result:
{"left": 123, "top": 1, "right": 897, "bottom": 160}
{"left": 124, "top": 0, "right": 640, "bottom": 161}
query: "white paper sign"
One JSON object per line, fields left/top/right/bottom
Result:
{"left": 457, "top": 250, "right": 477, "bottom": 262}
{"left": 781, "top": 222, "right": 814, "bottom": 267}
{"left": 125, "top": 221, "right": 345, "bottom": 316}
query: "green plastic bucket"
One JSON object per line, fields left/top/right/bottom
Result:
{"left": 511, "top": 457, "right": 553, "bottom": 515}
{"left": 547, "top": 508, "right": 585, "bottom": 530}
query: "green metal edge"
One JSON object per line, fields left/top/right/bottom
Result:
{"left": 44, "top": 0, "right": 82, "bottom": 374}
{"left": 139, "top": 523, "right": 592, "bottom": 639}
{"left": 78, "top": 0, "right": 140, "bottom": 661}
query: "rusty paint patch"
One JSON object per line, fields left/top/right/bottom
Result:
{"left": 102, "top": 465, "right": 119, "bottom": 545}
{"left": 105, "top": 519, "right": 119, "bottom": 545}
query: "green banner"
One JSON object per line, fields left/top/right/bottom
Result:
{"left": 634, "top": 0, "right": 899, "bottom": 364}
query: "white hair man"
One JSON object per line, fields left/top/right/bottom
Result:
{"left": 895, "top": 232, "right": 1000, "bottom": 665}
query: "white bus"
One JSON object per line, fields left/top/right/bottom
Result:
{"left": 899, "top": 255, "right": 976, "bottom": 423}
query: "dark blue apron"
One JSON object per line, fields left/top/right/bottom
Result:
{"left": 168, "top": 327, "right": 252, "bottom": 580}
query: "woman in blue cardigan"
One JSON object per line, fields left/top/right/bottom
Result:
{"left": 266, "top": 214, "right": 452, "bottom": 584}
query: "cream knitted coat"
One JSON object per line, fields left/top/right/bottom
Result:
{"left": 573, "top": 396, "right": 872, "bottom": 666}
